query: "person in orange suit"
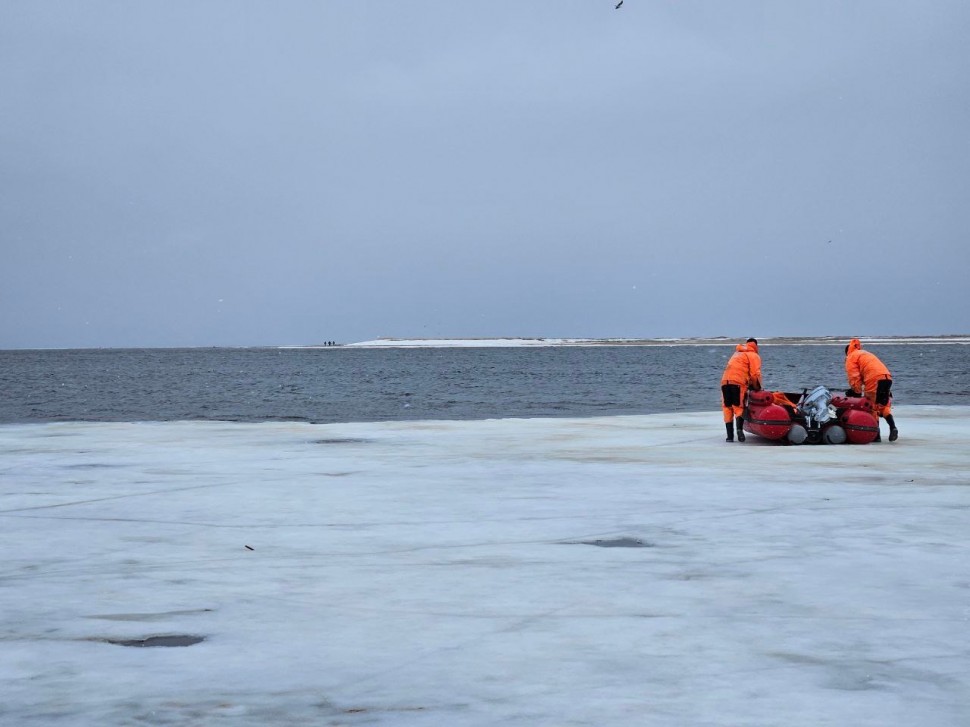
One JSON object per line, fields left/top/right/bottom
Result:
{"left": 845, "top": 338, "right": 898, "bottom": 442}
{"left": 720, "top": 338, "right": 762, "bottom": 442}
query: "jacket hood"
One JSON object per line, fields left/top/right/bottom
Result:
{"left": 745, "top": 340, "right": 759, "bottom": 353}
{"left": 847, "top": 338, "right": 862, "bottom": 355}
{"left": 736, "top": 344, "right": 747, "bottom": 352}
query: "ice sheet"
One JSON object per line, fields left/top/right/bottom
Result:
{"left": 2, "top": 407, "right": 969, "bottom": 725}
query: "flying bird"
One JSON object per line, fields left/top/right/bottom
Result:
{"left": 615, "top": 0, "right": 624, "bottom": 8}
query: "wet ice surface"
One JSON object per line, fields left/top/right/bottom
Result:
{"left": 1, "top": 407, "right": 969, "bottom": 726}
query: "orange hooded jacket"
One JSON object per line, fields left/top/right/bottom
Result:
{"left": 721, "top": 341, "right": 762, "bottom": 389}
{"left": 845, "top": 338, "right": 891, "bottom": 394}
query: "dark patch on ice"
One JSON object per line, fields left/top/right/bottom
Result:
{"left": 97, "top": 635, "right": 205, "bottom": 647}
{"left": 343, "top": 706, "right": 428, "bottom": 714}
{"left": 66, "top": 462, "right": 124, "bottom": 469}
{"left": 576, "top": 537, "right": 653, "bottom": 548}
{"left": 667, "top": 571, "right": 712, "bottom": 581}
{"left": 311, "top": 438, "right": 371, "bottom": 445}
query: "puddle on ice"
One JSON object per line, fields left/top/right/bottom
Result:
{"left": 96, "top": 635, "right": 206, "bottom": 648}
{"left": 311, "top": 438, "right": 371, "bottom": 445}
{"left": 575, "top": 537, "right": 653, "bottom": 548}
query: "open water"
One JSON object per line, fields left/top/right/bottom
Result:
{"left": 1, "top": 344, "right": 967, "bottom": 424}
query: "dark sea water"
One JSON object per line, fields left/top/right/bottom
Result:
{"left": 1, "top": 345, "right": 967, "bottom": 424}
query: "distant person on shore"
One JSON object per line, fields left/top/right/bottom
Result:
{"left": 845, "top": 338, "right": 898, "bottom": 442}
{"left": 720, "top": 338, "right": 763, "bottom": 442}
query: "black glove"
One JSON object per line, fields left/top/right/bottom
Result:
{"left": 845, "top": 389, "right": 861, "bottom": 397}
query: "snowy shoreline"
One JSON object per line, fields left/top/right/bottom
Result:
{"left": 293, "top": 335, "right": 970, "bottom": 349}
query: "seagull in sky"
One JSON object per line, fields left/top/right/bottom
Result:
{"left": 615, "top": 0, "right": 623, "bottom": 8}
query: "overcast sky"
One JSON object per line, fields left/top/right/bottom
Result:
{"left": 2, "top": 1, "right": 967, "bottom": 348}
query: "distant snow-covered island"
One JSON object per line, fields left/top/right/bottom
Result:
{"left": 292, "top": 335, "right": 970, "bottom": 349}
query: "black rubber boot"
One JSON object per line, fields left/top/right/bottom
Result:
{"left": 874, "top": 427, "right": 882, "bottom": 442}
{"left": 725, "top": 422, "right": 734, "bottom": 442}
{"left": 736, "top": 417, "right": 745, "bottom": 442}
{"left": 886, "top": 415, "right": 898, "bottom": 442}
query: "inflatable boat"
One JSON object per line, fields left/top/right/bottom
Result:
{"left": 743, "top": 386, "right": 879, "bottom": 445}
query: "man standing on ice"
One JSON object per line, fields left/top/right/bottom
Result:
{"left": 845, "top": 338, "right": 898, "bottom": 442}
{"left": 720, "top": 338, "right": 762, "bottom": 442}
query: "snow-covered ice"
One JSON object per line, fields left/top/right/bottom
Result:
{"left": 2, "top": 407, "right": 969, "bottom": 726}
